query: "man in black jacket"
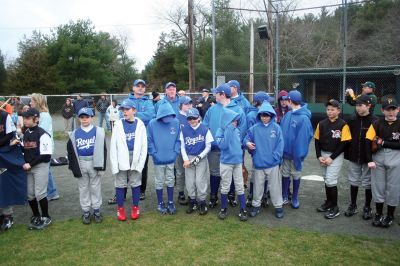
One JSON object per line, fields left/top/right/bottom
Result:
{"left": 96, "top": 93, "right": 110, "bottom": 130}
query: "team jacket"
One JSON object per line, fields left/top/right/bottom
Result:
{"left": 127, "top": 94, "right": 155, "bottom": 126}
{"left": 154, "top": 95, "right": 180, "bottom": 116}
{"left": 232, "top": 93, "right": 251, "bottom": 114}
{"left": 280, "top": 104, "right": 313, "bottom": 171}
{"left": 244, "top": 102, "right": 283, "bottom": 169}
{"left": 147, "top": 102, "right": 181, "bottom": 165}
{"left": 344, "top": 113, "right": 377, "bottom": 164}
{"left": 365, "top": 118, "right": 400, "bottom": 162}
{"left": 67, "top": 126, "right": 106, "bottom": 178}
{"left": 110, "top": 118, "right": 147, "bottom": 174}
{"left": 23, "top": 125, "right": 52, "bottom": 167}
{"left": 246, "top": 106, "right": 258, "bottom": 129}
{"left": 314, "top": 117, "right": 352, "bottom": 160}
{"left": 215, "top": 108, "right": 243, "bottom": 165}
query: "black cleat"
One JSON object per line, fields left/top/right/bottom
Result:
{"left": 381, "top": 216, "right": 394, "bottom": 228}
{"left": 82, "top": 212, "right": 91, "bottom": 224}
{"left": 344, "top": 204, "right": 358, "bottom": 217}
{"left": 362, "top": 206, "right": 373, "bottom": 220}
{"left": 186, "top": 201, "right": 198, "bottom": 214}
{"left": 246, "top": 196, "right": 253, "bottom": 208}
{"left": 178, "top": 194, "right": 188, "bottom": 206}
{"left": 261, "top": 196, "right": 269, "bottom": 208}
{"left": 93, "top": 212, "right": 103, "bottom": 223}
{"left": 372, "top": 214, "right": 383, "bottom": 227}
{"left": 140, "top": 192, "right": 146, "bottom": 200}
{"left": 238, "top": 209, "right": 248, "bottom": 222}
{"left": 218, "top": 208, "right": 227, "bottom": 220}
{"left": 208, "top": 194, "right": 218, "bottom": 209}
{"left": 316, "top": 201, "right": 331, "bottom": 212}
{"left": 28, "top": 216, "right": 45, "bottom": 230}
{"left": 325, "top": 206, "right": 340, "bottom": 219}
{"left": 228, "top": 193, "right": 237, "bottom": 207}
{"left": 198, "top": 202, "right": 208, "bottom": 215}
{"left": 108, "top": 195, "right": 117, "bottom": 205}
{"left": 0, "top": 215, "right": 14, "bottom": 231}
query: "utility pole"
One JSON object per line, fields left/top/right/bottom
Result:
{"left": 188, "top": 0, "right": 195, "bottom": 92}
{"left": 267, "top": 0, "right": 274, "bottom": 93}
{"left": 249, "top": 20, "right": 254, "bottom": 102}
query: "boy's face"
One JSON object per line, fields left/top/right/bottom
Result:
{"left": 260, "top": 113, "right": 271, "bottom": 124}
{"left": 79, "top": 115, "right": 92, "bottom": 127}
{"left": 231, "top": 120, "right": 238, "bottom": 128}
{"left": 23, "top": 116, "right": 37, "bottom": 128}
{"left": 181, "top": 103, "right": 192, "bottom": 112}
{"left": 382, "top": 107, "right": 399, "bottom": 121}
{"left": 123, "top": 107, "right": 136, "bottom": 120}
{"left": 355, "top": 103, "right": 369, "bottom": 116}
{"left": 280, "top": 99, "right": 288, "bottom": 107}
{"left": 326, "top": 105, "right": 340, "bottom": 120}
{"left": 188, "top": 117, "right": 200, "bottom": 127}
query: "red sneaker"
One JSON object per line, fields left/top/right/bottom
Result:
{"left": 131, "top": 206, "right": 140, "bottom": 220}
{"left": 117, "top": 207, "right": 126, "bottom": 221}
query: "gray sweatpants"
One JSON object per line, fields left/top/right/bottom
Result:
{"left": 220, "top": 163, "right": 244, "bottom": 195}
{"left": 371, "top": 149, "right": 400, "bottom": 206}
{"left": 281, "top": 159, "right": 301, "bottom": 180}
{"left": 154, "top": 163, "right": 175, "bottom": 189}
{"left": 27, "top": 162, "right": 49, "bottom": 201}
{"left": 175, "top": 154, "right": 185, "bottom": 193}
{"left": 252, "top": 165, "right": 282, "bottom": 208}
{"left": 78, "top": 157, "right": 102, "bottom": 212}
{"left": 115, "top": 152, "right": 141, "bottom": 188}
{"left": 0, "top": 207, "right": 13, "bottom": 215}
{"left": 320, "top": 151, "right": 344, "bottom": 187}
{"left": 208, "top": 150, "right": 221, "bottom": 177}
{"left": 185, "top": 155, "right": 209, "bottom": 202}
{"left": 347, "top": 161, "right": 371, "bottom": 189}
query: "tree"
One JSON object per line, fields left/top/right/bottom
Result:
{"left": 0, "top": 50, "right": 6, "bottom": 93}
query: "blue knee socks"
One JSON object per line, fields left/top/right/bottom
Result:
{"left": 116, "top": 187, "right": 125, "bottom": 207}
{"left": 132, "top": 186, "right": 140, "bottom": 207}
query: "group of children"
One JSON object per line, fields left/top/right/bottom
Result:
{"left": 1, "top": 79, "right": 400, "bottom": 231}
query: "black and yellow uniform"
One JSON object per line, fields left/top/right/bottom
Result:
{"left": 365, "top": 118, "right": 400, "bottom": 227}
{"left": 314, "top": 117, "right": 352, "bottom": 160}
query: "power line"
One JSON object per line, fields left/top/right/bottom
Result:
{"left": 0, "top": 22, "right": 161, "bottom": 31}
{"left": 222, "top": 0, "right": 371, "bottom": 14}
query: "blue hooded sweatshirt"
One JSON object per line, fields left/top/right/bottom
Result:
{"left": 127, "top": 93, "right": 155, "bottom": 126}
{"left": 154, "top": 95, "right": 180, "bottom": 116}
{"left": 246, "top": 105, "right": 259, "bottom": 129}
{"left": 232, "top": 92, "right": 251, "bottom": 114}
{"left": 203, "top": 103, "right": 225, "bottom": 150}
{"left": 215, "top": 108, "right": 243, "bottom": 165}
{"left": 225, "top": 100, "right": 247, "bottom": 142}
{"left": 244, "top": 102, "right": 284, "bottom": 169}
{"left": 147, "top": 102, "right": 181, "bottom": 165}
{"left": 280, "top": 104, "right": 313, "bottom": 171}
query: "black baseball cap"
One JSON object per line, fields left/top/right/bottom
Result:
{"left": 326, "top": 99, "right": 340, "bottom": 108}
{"left": 21, "top": 108, "right": 40, "bottom": 118}
{"left": 355, "top": 95, "right": 371, "bottom": 105}
{"left": 381, "top": 97, "right": 398, "bottom": 110}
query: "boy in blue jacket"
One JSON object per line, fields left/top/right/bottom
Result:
{"left": 215, "top": 108, "right": 248, "bottom": 221}
{"left": 147, "top": 102, "right": 181, "bottom": 214}
{"left": 280, "top": 90, "right": 313, "bottom": 209}
{"left": 244, "top": 102, "right": 284, "bottom": 218}
{"left": 245, "top": 91, "right": 270, "bottom": 207}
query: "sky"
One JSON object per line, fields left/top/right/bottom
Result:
{"left": 0, "top": 0, "right": 341, "bottom": 71}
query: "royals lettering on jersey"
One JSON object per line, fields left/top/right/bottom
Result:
{"left": 75, "top": 127, "right": 96, "bottom": 156}
{"left": 182, "top": 124, "right": 208, "bottom": 156}
{"left": 122, "top": 119, "right": 137, "bottom": 151}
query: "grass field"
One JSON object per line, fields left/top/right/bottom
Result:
{"left": 1, "top": 212, "right": 399, "bottom": 265}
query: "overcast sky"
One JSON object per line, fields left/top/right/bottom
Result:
{"left": 0, "top": 0, "right": 340, "bottom": 71}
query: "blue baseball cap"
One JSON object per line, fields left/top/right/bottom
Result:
{"left": 78, "top": 107, "right": 94, "bottom": 117}
{"left": 165, "top": 82, "right": 176, "bottom": 90}
{"left": 133, "top": 79, "right": 146, "bottom": 87}
{"left": 228, "top": 80, "right": 240, "bottom": 90}
{"left": 287, "top": 90, "right": 302, "bottom": 103}
{"left": 119, "top": 99, "right": 137, "bottom": 110}
{"left": 253, "top": 91, "right": 270, "bottom": 104}
{"left": 179, "top": 96, "right": 192, "bottom": 105}
{"left": 212, "top": 83, "right": 231, "bottom": 97}
{"left": 187, "top": 108, "right": 200, "bottom": 119}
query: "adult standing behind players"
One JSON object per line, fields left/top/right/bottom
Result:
{"left": 345, "top": 81, "right": 377, "bottom": 115}
{"left": 228, "top": 80, "right": 251, "bottom": 115}
{"left": 155, "top": 82, "right": 180, "bottom": 116}
{"left": 96, "top": 93, "right": 110, "bottom": 129}
{"left": 127, "top": 79, "right": 155, "bottom": 200}
{"left": 197, "top": 88, "right": 213, "bottom": 118}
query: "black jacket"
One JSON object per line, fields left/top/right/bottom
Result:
{"left": 344, "top": 113, "right": 377, "bottom": 164}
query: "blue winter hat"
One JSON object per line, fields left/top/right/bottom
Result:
{"left": 253, "top": 91, "right": 270, "bottom": 104}
{"left": 119, "top": 99, "right": 137, "bottom": 110}
{"left": 179, "top": 96, "right": 192, "bottom": 105}
{"left": 133, "top": 79, "right": 146, "bottom": 86}
{"left": 77, "top": 107, "right": 94, "bottom": 117}
{"left": 165, "top": 82, "right": 176, "bottom": 90}
{"left": 228, "top": 80, "right": 240, "bottom": 90}
{"left": 287, "top": 90, "right": 302, "bottom": 103}
{"left": 212, "top": 83, "right": 231, "bottom": 97}
{"left": 187, "top": 108, "right": 200, "bottom": 119}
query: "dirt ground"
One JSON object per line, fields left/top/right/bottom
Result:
{"left": 10, "top": 134, "right": 400, "bottom": 241}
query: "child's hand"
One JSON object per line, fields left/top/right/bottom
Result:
{"left": 183, "top": 160, "right": 191, "bottom": 168}
{"left": 318, "top": 157, "right": 326, "bottom": 166}
{"left": 10, "top": 139, "right": 20, "bottom": 146}
{"left": 368, "top": 162, "right": 376, "bottom": 169}
{"left": 324, "top": 157, "right": 333, "bottom": 166}
{"left": 22, "top": 163, "right": 31, "bottom": 171}
{"left": 246, "top": 142, "right": 256, "bottom": 150}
